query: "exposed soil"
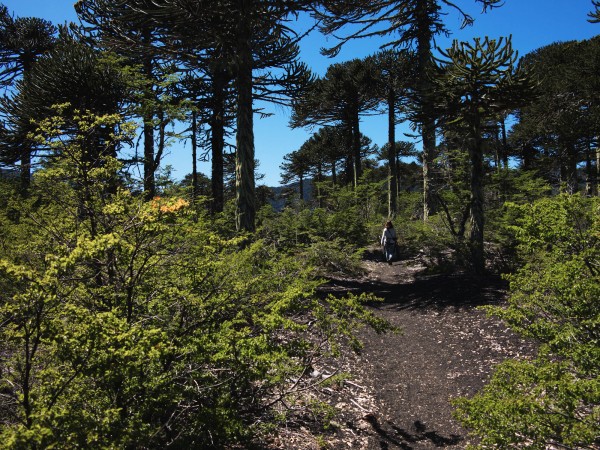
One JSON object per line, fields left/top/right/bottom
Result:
{"left": 278, "top": 249, "right": 536, "bottom": 450}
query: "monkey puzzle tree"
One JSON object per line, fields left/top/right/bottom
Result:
{"left": 280, "top": 146, "right": 312, "bottom": 201}
{"left": 292, "top": 58, "right": 378, "bottom": 187}
{"left": 368, "top": 49, "right": 416, "bottom": 217}
{"left": 112, "top": 0, "right": 315, "bottom": 231}
{"left": 316, "top": 0, "right": 503, "bottom": 220}
{"left": 76, "top": 0, "right": 190, "bottom": 201}
{"left": 309, "top": 125, "right": 348, "bottom": 186}
{"left": 511, "top": 38, "right": 600, "bottom": 195}
{"left": 0, "top": 30, "right": 129, "bottom": 183}
{"left": 433, "top": 36, "right": 534, "bottom": 273}
{"left": 0, "top": 4, "right": 56, "bottom": 193}
{"left": 589, "top": 0, "right": 600, "bottom": 22}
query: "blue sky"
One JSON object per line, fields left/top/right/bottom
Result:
{"left": 2, "top": 0, "right": 600, "bottom": 186}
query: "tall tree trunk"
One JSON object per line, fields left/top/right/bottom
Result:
{"left": 352, "top": 108, "right": 362, "bottom": 186}
{"left": 142, "top": 33, "right": 156, "bottom": 201}
{"left": 143, "top": 114, "right": 155, "bottom": 201}
{"left": 560, "top": 141, "right": 577, "bottom": 194}
{"left": 19, "top": 144, "right": 31, "bottom": 197}
{"left": 211, "top": 68, "right": 227, "bottom": 213}
{"left": 235, "top": 5, "right": 255, "bottom": 232}
{"left": 597, "top": 138, "right": 600, "bottom": 197}
{"left": 568, "top": 142, "right": 578, "bottom": 194}
{"left": 331, "top": 159, "right": 337, "bottom": 185}
{"left": 584, "top": 140, "right": 593, "bottom": 196}
{"left": 19, "top": 67, "right": 33, "bottom": 197}
{"left": 469, "top": 121, "right": 485, "bottom": 274}
{"left": 416, "top": 1, "right": 436, "bottom": 221}
{"left": 344, "top": 124, "right": 354, "bottom": 186}
{"left": 500, "top": 116, "right": 509, "bottom": 169}
{"left": 191, "top": 110, "right": 198, "bottom": 201}
{"left": 317, "top": 161, "right": 323, "bottom": 208}
{"left": 299, "top": 174, "right": 304, "bottom": 201}
{"left": 387, "top": 88, "right": 397, "bottom": 218}
{"left": 521, "top": 142, "right": 535, "bottom": 170}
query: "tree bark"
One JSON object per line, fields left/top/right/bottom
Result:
{"left": 387, "top": 88, "right": 398, "bottom": 218}
{"left": 191, "top": 110, "right": 198, "bottom": 201}
{"left": 352, "top": 106, "right": 362, "bottom": 186}
{"left": 597, "top": 138, "right": 600, "bottom": 197}
{"left": 235, "top": 2, "right": 255, "bottom": 232}
{"left": 469, "top": 122, "right": 485, "bottom": 275}
{"left": 211, "top": 68, "right": 227, "bottom": 213}
{"left": 416, "top": 4, "right": 436, "bottom": 221}
{"left": 142, "top": 32, "right": 156, "bottom": 201}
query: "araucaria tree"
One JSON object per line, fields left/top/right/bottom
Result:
{"left": 510, "top": 37, "right": 600, "bottom": 195}
{"left": 368, "top": 49, "right": 415, "bottom": 217}
{"left": 316, "top": 0, "right": 503, "bottom": 220}
{"left": 0, "top": 5, "right": 56, "bottom": 193}
{"left": 291, "top": 58, "right": 378, "bottom": 188}
{"left": 433, "top": 36, "right": 534, "bottom": 273}
{"left": 127, "top": 0, "right": 314, "bottom": 231}
{"left": 75, "top": 0, "right": 191, "bottom": 201}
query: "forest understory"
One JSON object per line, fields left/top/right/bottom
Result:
{"left": 271, "top": 248, "right": 537, "bottom": 450}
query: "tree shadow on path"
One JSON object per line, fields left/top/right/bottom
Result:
{"left": 318, "top": 255, "right": 517, "bottom": 449}
{"left": 321, "top": 269, "right": 508, "bottom": 313}
{"left": 366, "top": 415, "right": 463, "bottom": 449}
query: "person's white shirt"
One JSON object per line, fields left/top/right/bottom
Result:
{"left": 381, "top": 227, "right": 396, "bottom": 246}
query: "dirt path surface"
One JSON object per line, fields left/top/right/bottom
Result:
{"left": 313, "top": 250, "right": 536, "bottom": 450}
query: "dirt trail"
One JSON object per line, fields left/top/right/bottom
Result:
{"left": 316, "top": 250, "right": 535, "bottom": 450}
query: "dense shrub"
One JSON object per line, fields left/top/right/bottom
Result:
{"left": 454, "top": 194, "right": 600, "bottom": 449}
{"left": 0, "top": 112, "right": 391, "bottom": 449}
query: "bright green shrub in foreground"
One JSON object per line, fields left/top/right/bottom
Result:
{"left": 0, "top": 112, "right": 390, "bottom": 449}
{"left": 454, "top": 194, "right": 600, "bottom": 449}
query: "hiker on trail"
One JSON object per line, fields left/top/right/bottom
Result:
{"left": 380, "top": 220, "right": 397, "bottom": 264}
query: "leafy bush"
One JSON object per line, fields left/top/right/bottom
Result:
{"left": 454, "top": 194, "right": 600, "bottom": 449}
{"left": 0, "top": 111, "right": 392, "bottom": 448}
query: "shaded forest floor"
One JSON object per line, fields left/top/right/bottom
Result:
{"left": 270, "top": 248, "right": 536, "bottom": 450}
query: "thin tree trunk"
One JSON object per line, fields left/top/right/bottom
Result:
{"left": 416, "top": 1, "right": 435, "bottom": 221}
{"left": 235, "top": 5, "right": 255, "bottom": 232}
{"left": 142, "top": 32, "right": 156, "bottom": 201}
{"left": 331, "top": 159, "right": 337, "bottom": 185}
{"left": 191, "top": 110, "right": 198, "bottom": 201}
{"left": 500, "top": 116, "right": 509, "bottom": 169}
{"left": 19, "top": 145, "right": 31, "bottom": 197}
{"left": 352, "top": 109, "right": 362, "bottom": 187}
{"left": 597, "top": 138, "right": 600, "bottom": 197}
{"left": 344, "top": 124, "right": 354, "bottom": 186}
{"left": 143, "top": 116, "right": 155, "bottom": 200}
{"left": 316, "top": 161, "right": 323, "bottom": 208}
{"left": 211, "top": 68, "right": 227, "bottom": 213}
{"left": 387, "top": 88, "right": 397, "bottom": 218}
{"left": 469, "top": 122, "right": 485, "bottom": 275}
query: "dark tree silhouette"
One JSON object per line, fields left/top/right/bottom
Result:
{"left": 368, "top": 49, "right": 416, "bottom": 217}
{"left": 434, "top": 36, "right": 534, "bottom": 273}
{"left": 316, "top": 0, "right": 503, "bottom": 220}
{"left": 292, "top": 58, "right": 378, "bottom": 187}
{"left": 0, "top": 4, "right": 56, "bottom": 193}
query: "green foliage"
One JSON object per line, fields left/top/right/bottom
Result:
{"left": 454, "top": 194, "right": 600, "bottom": 449}
{"left": 0, "top": 111, "right": 391, "bottom": 448}
{"left": 484, "top": 169, "right": 553, "bottom": 272}
{"left": 258, "top": 175, "right": 389, "bottom": 277}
